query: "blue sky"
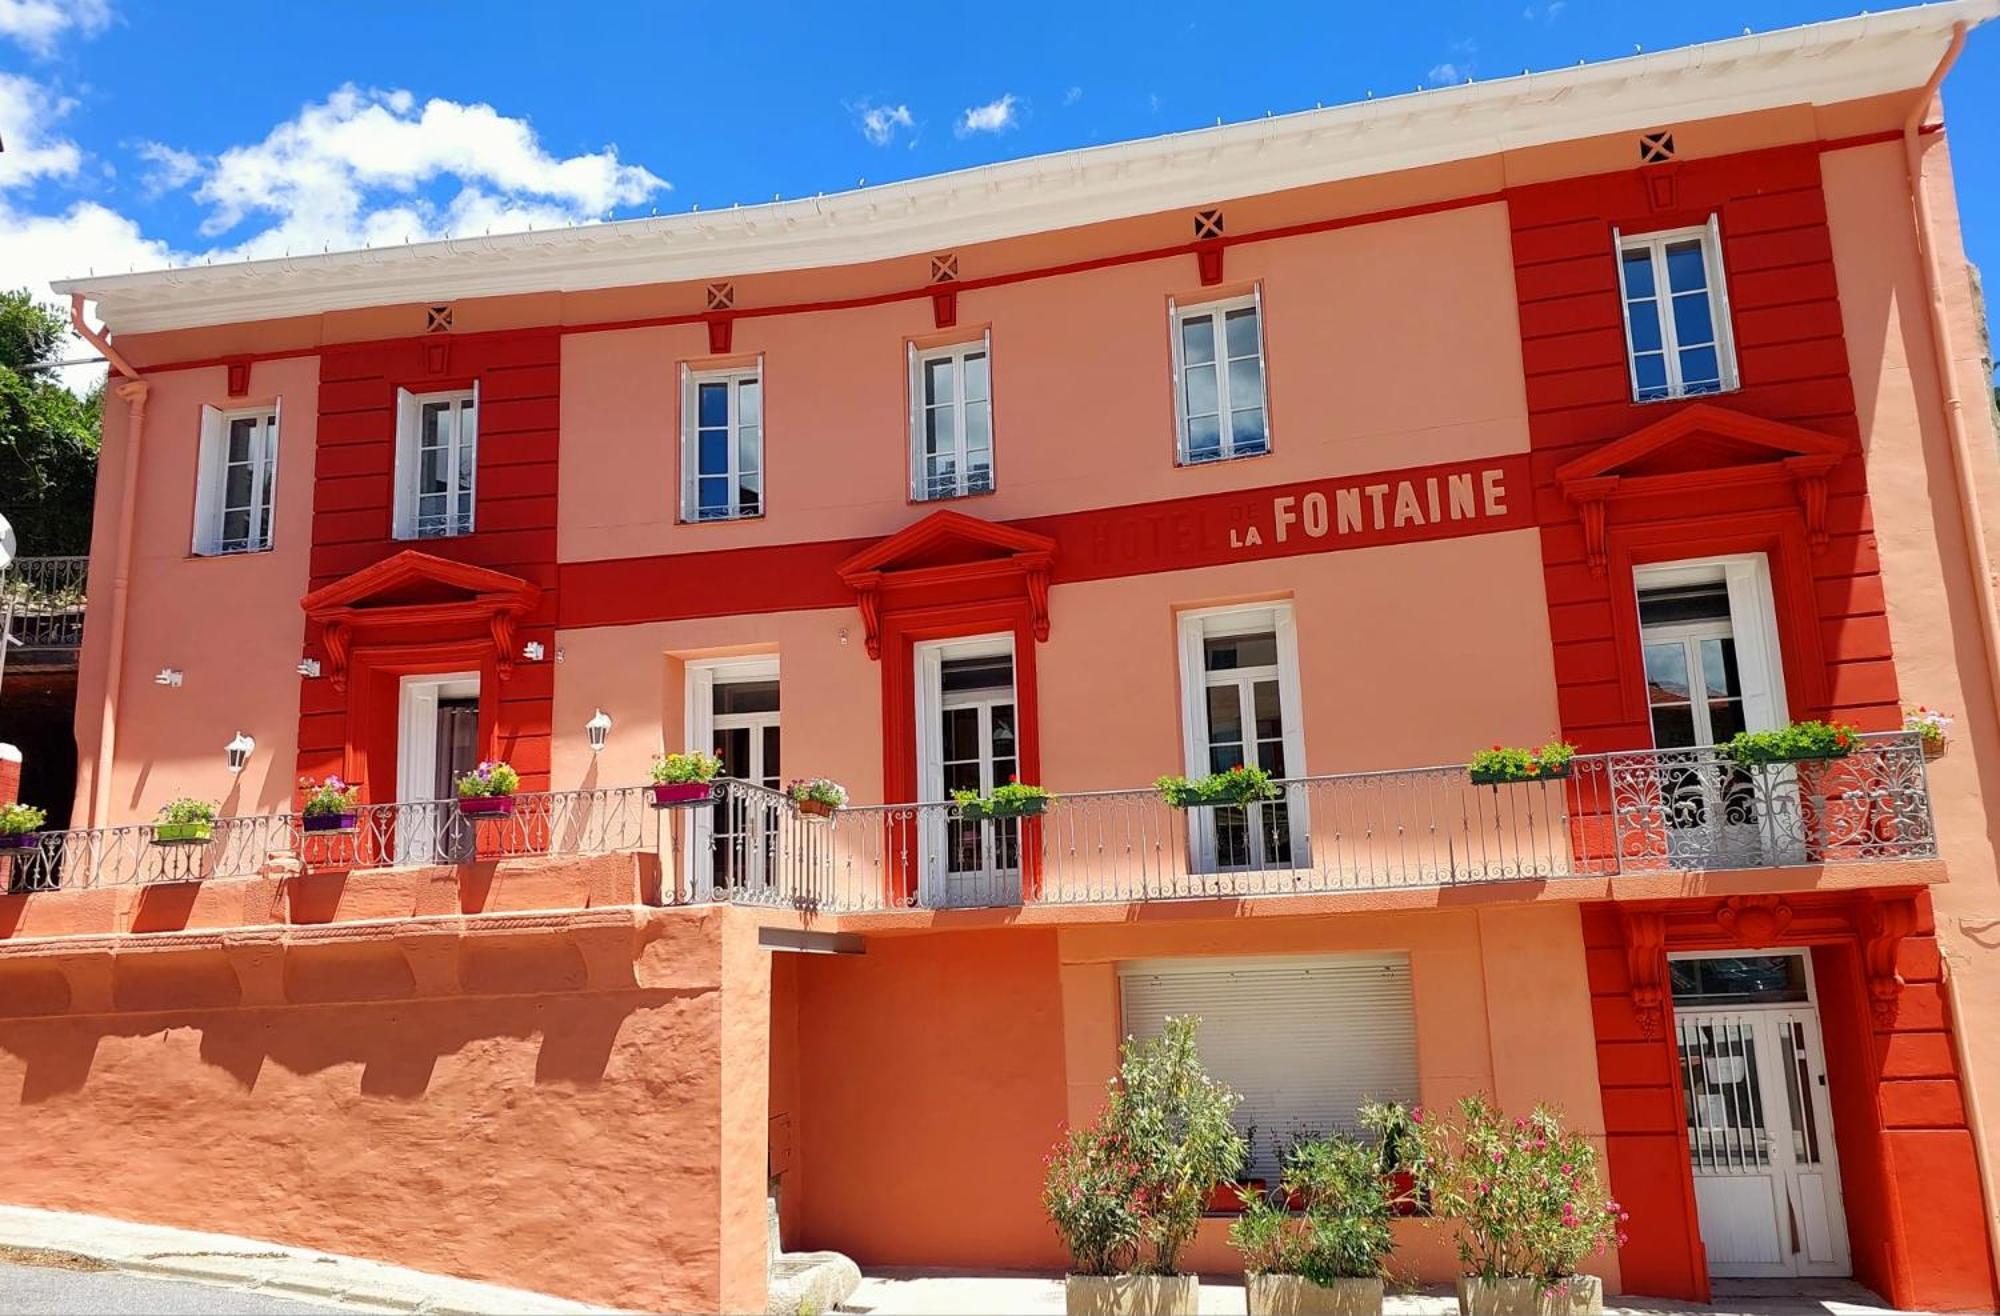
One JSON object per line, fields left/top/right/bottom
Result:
{"left": 2, "top": 0, "right": 1996, "bottom": 358}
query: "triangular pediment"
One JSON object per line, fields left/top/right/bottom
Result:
{"left": 1556, "top": 403, "right": 1848, "bottom": 489}
{"left": 837, "top": 509, "right": 1054, "bottom": 583}
{"left": 301, "top": 549, "right": 539, "bottom": 617}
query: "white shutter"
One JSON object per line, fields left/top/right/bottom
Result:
{"left": 191, "top": 405, "right": 225, "bottom": 554}
{"left": 1118, "top": 954, "right": 1419, "bottom": 1179}
{"left": 392, "top": 387, "right": 419, "bottom": 540}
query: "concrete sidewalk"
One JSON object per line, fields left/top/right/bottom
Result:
{"left": 0, "top": 1206, "right": 619, "bottom": 1315}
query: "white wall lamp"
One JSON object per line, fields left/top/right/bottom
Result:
{"left": 586, "top": 708, "right": 612, "bottom": 753}
{"left": 521, "top": 641, "right": 546, "bottom": 662}
{"left": 225, "top": 731, "right": 256, "bottom": 774}
{"left": 154, "top": 667, "right": 183, "bottom": 687}
{"left": 297, "top": 658, "right": 321, "bottom": 678}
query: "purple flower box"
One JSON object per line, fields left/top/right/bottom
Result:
{"left": 0, "top": 833, "right": 39, "bottom": 851}
{"left": 650, "top": 781, "right": 714, "bottom": 809}
{"left": 302, "top": 811, "right": 358, "bottom": 833}
{"left": 458, "top": 795, "right": 515, "bottom": 818}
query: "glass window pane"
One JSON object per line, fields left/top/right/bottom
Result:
{"left": 227, "top": 418, "right": 255, "bottom": 463}
{"left": 1700, "top": 638, "right": 1741, "bottom": 699}
{"left": 737, "top": 424, "right": 760, "bottom": 475}
{"left": 1204, "top": 632, "right": 1278, "bottom": 671}
{"left": 1228, "top": 356, "right": 1264, "bottom": 410}
{"left": 942, "top": 707, "right": 981, "bottom": 761}
{"left": 1625, "top": 300, "right": 1662, "bottom": 354}
{"left": 1258, "top": 738, "right": 1286, "bottom": 778}
{"left": 224, "top": 461, "right": 254, "bottom": 509}
{"left": 1672, "top": 955, "right": 1808, "bottom": 1006}
{"left": 421, "top": 402, "right": 449, "bottom": 447}
{"left": 221, "top": 508, "right": 250, "bottom": 547}
{"left": 1708, "top": 698, "right": 1747, "bottom": 743}
{"left": 1253, "top": 679, "right": 1284, "bottom": 741}
{"left": 1205, "top": 684, "right": 1244, "bottom": 745}
{"left": 698, "top": 476, "right": 730, "bottom": 517}
{"left": 991, "top": 704, "right": 1016, "bottom": 754}
{"left": 928, "top": 405, "right": 957, "bottom": 455}
{"left": 963, "top": 351, "right": 988, "bottom": 402}
{"left": 1186, "top": 414, "right": 1221, "bottom": 460}
{"left": 1679, "top": 346, "right": 1721, "bottom": 391}
{"left": 698, "top": 382, "right": 730, "bottom": 428}
{"left": 698, "top": 429, "right": 728, "bottom": 475}
{"left": 965, "top": 399, "right": 991, "bottom": 450}
{"left": 1644, "top": 642, "right": 1691, "bottom": 702}
{"left": 1672, "top": 292, "right": 1715, "bottom": 348}
{"left": 1621, "top": 249, "right": 1656, "bottom": 299}
{"left": 1634, "top": 353, "right": 1669, "bottom": 399}
{"left": 714, "top": 679, "right": 779, "bottom": 715}
{"left": 420, "top": 444, "right": 449, "bottom": 495}
{"left": 1638, "top": 583, "right": 1731, "bottom": 626}
{"left": 1665, "top": 240, "right": 1708, "bottom": 294}
{"left": 1649, "top": 703, "right": 1698, "bottom": 749}
{"left": 941, "top": 655, "right": 1013, "bottom": 694}
{"left": 924, "top": 357, "right": 956, "bottom": 406}
{"left": 1184, "top": 362, "right": 1218, "bottom": 418}
{"left": 737, "top": 473, "right": 761, "bottom": 516}
{"left": 1224, "top": 307, "right": 1260, "bottom": 360}
{"left": 458, "top": 399, "right": 476, "bottom": 449}
{"left": 1181, "top": 314, "right": 1216, "bottom": 365}
{"left": 1229, "top": 409, "right": 1268, "bottom": 454}
{"left": 737, "top": 379, "right": 760, "bottom": 425}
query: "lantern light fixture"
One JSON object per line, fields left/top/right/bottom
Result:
{"left": 225, "top": 731, "right": 255, "bottom": 774}
{"left": 586, "top": 708, "right": 612, "bottom": 753}
{"left": 522, "top": 641, "right": 546, "bottom": 662}
{"left": 297, "top": 658, "right": 321, "bottom": 678}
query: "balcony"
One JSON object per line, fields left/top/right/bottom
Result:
{"left": 0, "top": 555, "right": 89, "bottom": 675}
{"left": 0, "top": 736, "right": 1936, "bottom": 911}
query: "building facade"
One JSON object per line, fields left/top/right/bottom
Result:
{"left": 6, "top": 4, "right": 2000, "bottom": 1311}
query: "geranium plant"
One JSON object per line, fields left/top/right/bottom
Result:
{"left": 788, "top": 778, "right": 848, "bottom": 818}
{"left": 1722, "top": 720, "right": 1856, "bottom": 765}
{"left": 1155, "top": 763, "right": 1282, "bottom": 809}
{"left": 955, "top": 778, "right": 1056, "bottom": 819}
{"left": 299, "top": 775, "right": 360, "bottom": 817}
{"left": 0, "top": 803, "right": 46, "bottom": 836}
{"left": 1468, "top": 739, "right": 1576, "bottom": 786}
{"left": 454, "top": 760, "right": 520, "bottom": 799}
{"left": 1905, "top": 706, "right": 1952, "bottom": 757}
{"left": 1402, "top": 1095, "right": 1625, "bottom": 1290}
{"left": 650, "top": 751, "right": 722, "bottom": 785}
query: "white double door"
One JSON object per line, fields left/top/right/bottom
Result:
{"left": 1677, "top": 1003, "right": 1849, "bottom": 1277}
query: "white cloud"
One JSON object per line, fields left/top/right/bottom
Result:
{"left": 134, "top": 141, "right": 201, "bottom": 198}
{"left": 956, "top": 93, "right": 1019, "bottom": 137}
{"left": 1426, "top": 39, "right": 1479, "bottom": 86}
{"left": 1522, "top": 1, "right": 1566, "bottom": 21}
{"left": 0, "top": 72, "right": 81, "bottom": 189}
{"left": 1063, "top": 86, "right": 1083, "bottom": 107}
{"left": 854, "top": 101, "right": 914, "bottom": 147}
{"left": 0, "top": 0, "right": 111, "bottom": 56}
{"left": 0, "top": 197, "right": 175, "bottom": 390}
{"left": 1427, "top": 62, "right": 1467, "bottom": 84}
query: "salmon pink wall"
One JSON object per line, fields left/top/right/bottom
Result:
{"left": 72, "top": 358, "right": 318, "bottom": 826}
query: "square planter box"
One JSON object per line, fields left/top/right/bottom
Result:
{"left": 795, "top": 798, "right": 838, "bottom": 820}
{"left": 1469, "top": 765, "right": 1572, "bottom": 787}
{"left": 0, "top": 833, "right": 40, "bottom": 851}
{"left": 1456, "top": 1276, "right": 1602, "bottom": 1316}
{"left": 302, "top": 812, "right": 358, "bottom": 833}
{"left": 959, "top": 796, "right": 1051, "bottom": 820}
{"left": 457, "top": 795, "right": 516, "bottom": 819}
{"left": 1247, "top": 1275, "right": 1383, "bottom": 1316}
{"left": 151, "top": 821, "right": 214, "bottom": 846}
{"left": 1065, "top": 1275, "right": 1198, "bottom": 1316}
{"left": 650, "top": 781, "right": 715, "bottom": 809}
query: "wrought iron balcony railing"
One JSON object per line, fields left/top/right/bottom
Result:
{"left": 1, "top": 555, "right": 89, "bottom": 654}
{"left": 0, "top": 737, "right": 1935, "bottom": 906}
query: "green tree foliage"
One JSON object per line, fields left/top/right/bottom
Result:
{"left": 0, "top": 291, "right": 101, "bottom": 554}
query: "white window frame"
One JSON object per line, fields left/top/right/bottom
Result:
{"left": 393, "top": 386, "right": 480, "bottom": 540}
{"left": 679, "top": 358, "right": 765, "bottom": 523}
{"left": 908, "top": 331, "right": 996, "bottom": 501}
{"left": 1168, "top": 286, "right": 1271, "bottom": 466}
{"left": 683, "top": 655, "right": 781, "bottom": 897}
{"left": 1613, "top": 217, "right": 1740, "bottom": 403}
{"left": 1175, "top": 602, "right": 1309, "bottom": 873}
{"left": 1633, "top": 554, "right": 1788, "bottom": 742}
{"left": 914, "top": 633, "right": 1019, "bottom": 907}
{"left": 192, "top": 402, "right": 281, "bottom": 556}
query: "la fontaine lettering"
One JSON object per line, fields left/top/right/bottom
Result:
{"left": 1231, "top": 467, "right": 1510, "bottom": 549}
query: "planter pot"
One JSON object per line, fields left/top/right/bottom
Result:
{"left": 795, "top": 797, "right": 837, "bottom": 820}
{"left": 457, "top": 795, "right": 515, "bottom": 818}
{"left": 1469, "top": 765, "right": 1573, "bottom": 787}
{"left": 1921, "top": 737, "right": 1948, "bottom": 762}
{"left": 1247, "top": 1275, "right": 1384, "bottom": 1316}
{"left": 961, "top": 796, "right": 1051, "bottom": 821}
{"left": 1205, "top": 1178, "right": 1268, "bottom": 1213}
{"left": 650, "top": 781, "right": 715, "bottom": 809}
{"left": 302, "top": 811, "right": 357, "bottom": 833}
{"left": 1456, "top": 1276, "right": 1602, "bottom": 1316}
{"left": 151, "top": 821, "right": 214, "bottom": 846}
{"left": 0, "top": 833, "right": 39, "bottom": 851}
{"left": 1064, "top": 1274, "right": 1198, "bottom": 1316}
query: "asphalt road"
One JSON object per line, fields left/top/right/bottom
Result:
{"left": 0, "top": 1260, "right": 338, "bottom": 1314}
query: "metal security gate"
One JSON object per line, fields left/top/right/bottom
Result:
{"left": 1675, "top": 1003, "right": 1850, "bottom": 1277}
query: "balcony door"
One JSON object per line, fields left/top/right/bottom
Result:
{"left": 915, "top": 635, "right": 1019, "bottom": 908}
{"left": 1633, "top": 556, "right": 1797, "bottom": 866}
{"left": 1176, "top": 604, "right": 1309, "bottom": 876}
{"left": 685, "top": 657, "right": 779, "bottom": 899}
{"left": 396, "top": 672, "right": 480, "bottom": 864}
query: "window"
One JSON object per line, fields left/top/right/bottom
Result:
{"left": 910, "top": 335, "right": 994, "bottom": 500}
{"left": 1669, "top": 953, "right": 1810, "bottom": 1007}
{"left": 1120, "top": 954, "right": 1419, "bottom": 1180}
{"left": 1170, "top": 291, "right": 1268, "bottom": 465}
{"left": 915, "top": 635, "right": 1020, "bottom": 908}
{"left": 685, "top": 657, "right": 780, "bottom": 897}
{"left": 1634, "top": 557, "right": 1786, "bottom": 752}
{"left": 394, "top": 388, "right": 478, "bottom": 540}
{"left": 1176, "top": 603, "right": 1308, "bottom": 872}
{"left": 1615, "top": 218, "right": 1738, "bottom": 402}
{"left": 680, "top": 363, "right": 763, "bottom": 522}
{"left": 193, "top": 405, "right": 279, "bottom": 555}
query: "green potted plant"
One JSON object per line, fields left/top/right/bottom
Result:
{"left": 1156, "top": 763, "right": 1282, "bottom": 809}
{"left": 1467, "top": 740, "right": 1576, "bottom": 786}
{"left": 1905, "top": 706, "right": 1952, "bottom": 761}
{"left": 0, "top": 803, "right": 47, "bottom": 852}
{"left": 1045, "top": 1016, "right": 1246, "bottom": 1315}
{"left": 650, "top": 751, "right": 723, "bottom": 808}
{"left": 1721, "top": 720, "right": 1857, "bottom": 765}
{"left": 299, "top": 775, "right": 360, "bottom": 833}
{"left": 152, "top": 798, "right": 219, "bottom": 847}
{"left": 1403, "top": 1095, "right": 1623, "bottom": 1316}
{"left": 1229, "top": 1116, "right": 1400, "bottom": 1315}
{"left": 455, "top": 760, "right": 520, "bottom": 817}
{"left": 788, "top": 777, "right": 847, "bottom": 821}
{"left": 955, "top": 777, "right": 1056, "bottom": 820}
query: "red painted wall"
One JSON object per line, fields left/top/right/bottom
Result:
{"left": 296, "top": 332, "right": 561, "bottom": 797}
{"left": 1513, "top": 142, "right": 1900, "bottom": 754}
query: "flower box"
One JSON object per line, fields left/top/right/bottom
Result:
{"left": 1455, "top": 1276, "right": 1601, "bottom": 1316}
{"left": 1205, "top": 1178, "right": 1268, "bottom": 1213}
{"left": 1722, "top": 721, "right": 1857, "bottom": 765}
{"left": 1468, "top": 764, "right": 1571, "bottom": 787}
{"left": 302, "top": 811, "right": 358, "bottom": 833}
{"left": 1064, "top": 1274, "right": 1198, "bottom": 1316}
{"left": 1247, "top": 1275, "right": 1383, "bottom": 1316}
{"left": 0, "top": 832, "right": 40, "bottom": 851}
{"left": 457, "top": 795, "right": 515, "bottom": 818}
{"left": 650, "top": 781, "right": 714, "bottom": 809}
{"left": 1922, "top": 737, "right": 1948, "bottom": 762}
{"left": 152, "top": 821, "right": 214, "bottom": 846}
{"left": 796, "top": 797, "right": 836, "bottom": 820}
{"left": 958, "top": 795, "right": 1050, "bottom": 821}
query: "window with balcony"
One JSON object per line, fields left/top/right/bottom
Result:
{"left": 393, "top": 388, "right": 478, "bottom": 540}
{"left": 910, "top": 335, "right": 994, "bottom": 501}
{"left": 1175, "top": 603, "right": 1308, "bottom": 871}
{"left": 193, "top": 405, "right": 279, "bottom": 555}
{"left": 1615, "top": 219, "right": 1738, "bottom": 402}
{"left": 1171, "top": 291, "right": 1269, "bottom": 465}
{"left": 680, "top": 364, "right": 763, "bottom": 522}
